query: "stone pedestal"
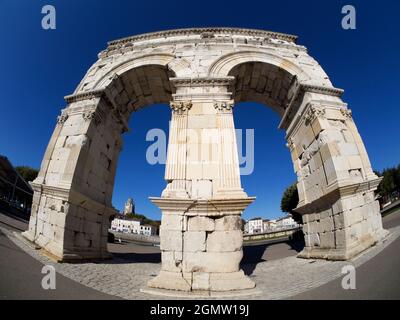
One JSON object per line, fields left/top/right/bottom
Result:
{"left": 22, "top": 182, "right": 115, "bottom": 262}
{"left": 296, "top": 182, "right": 388, "bottom": 260}
{"left": 148, "top": 197, "right": 255, "bottom": 291}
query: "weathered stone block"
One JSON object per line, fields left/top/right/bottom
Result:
{"left": 161, "top": 214, "right": 184, "bottom": 231}
{"left": 305, "top": 233, "right": 320, "bottom": 247}
{"left": 192, "top": 272, "right": 210, "bottom": 290}
{"left": 184, "top": 231, "right": 206, "bottom": 252}
{"left": 319, "top": 231, "right": 335, "bottom": 248}
{"left": 183, "top": 251, "right": 242, "bottom": 273}
{"left": 209, "top": 270, "right": 255, "bottom": 291}
{"left": 148, "top": 271, "right": 191, "bottom": 291}
{"left": 161, "top": 251, "right": 182, "bottom": 272}
{"left": 187, "top": 216, "right": 214, "bottom": 231}
{"left": 160, "top": 230, "right": 183, "bottom": 251}
{"left": 206, "top": 230, "right": 242, "bottom": 252}
{"left": 214, "top": 215, "right": 242, "bottom": 231}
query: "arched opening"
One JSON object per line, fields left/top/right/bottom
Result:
{"left": 77, "top": 63, "right": 175, "bottom": 258}
{"left": 64, "top": 64, "right": 175, "bottom": 211}
{"left": 228, "top": 61, "right": 298, "bottom": 116}
{"left": 225, "top": 62, "right": 304, "bottom": 269}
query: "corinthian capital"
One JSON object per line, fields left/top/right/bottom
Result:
{"left": 57, "top": 113, "right": 69, "bottom": 125}
{"left": 214, "top": 100, "right": 234, "bottom": 113}
{"left": 340, "top": 108, "right": 352, "bottom": 119}
{"left": 304, "top": 104, "right": 325, "bottom": 124}
{"left": 82, "top": 110, "right": 102, "bottom": 126}
{"left": 170, "top": 101, "right": 192, "bottom": 115}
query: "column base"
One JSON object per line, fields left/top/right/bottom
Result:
{"left": 21, "top": 230, "right": 111, "bottom": 262}
{"left": 298, "top": 225, "right": 389, "bottom": 261}
{"left": 149, "top": 196, "right": 255, "bottom": 292}
{"left": 148, "top": 270, "right": 255, "bottom": 292}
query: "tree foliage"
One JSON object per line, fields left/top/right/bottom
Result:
{"left": 125, "top": 213, "right": 160, "bottom": 226}
{"left": 281, "top": 182, "right": 302, "bottom": 224}
{"left": 376, "top": 164, "right": 400, "bottom": 198}
{"left": 15, "top": 166, "right": 39, "bottom": 182}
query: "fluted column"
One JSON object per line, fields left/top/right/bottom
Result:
{"left": 214, "top": 101, "right": 247, "bottom": 198}
{"left": 162, "top": 101, "right": 192, "bottom": 198}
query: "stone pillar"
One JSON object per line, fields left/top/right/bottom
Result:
{"left": 284, "top": 90, "right": 387, "bottom": 260}
{"left": 23, "top": 92, "right": 121, "bottom": 261}
{"left": 148, "top": 77, "right": 255, "bottom": 292}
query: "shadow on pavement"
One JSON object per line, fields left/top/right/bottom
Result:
{"left": 241, "top": 236, "right": 305, "bottom": 276}
{"left": 108, "top": 251, "right": 161, "bottom": 264}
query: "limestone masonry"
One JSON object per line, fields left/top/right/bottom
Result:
{"left": 22, "top": 27, "right": 387, "bottom": 292}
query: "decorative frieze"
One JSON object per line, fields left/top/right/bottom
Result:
{"left": 170, "top": 77, "right": 235, "bottom": 88}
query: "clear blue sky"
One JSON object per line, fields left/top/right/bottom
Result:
{"left": 1, "top": 0, "right": 399, "bottom": 221}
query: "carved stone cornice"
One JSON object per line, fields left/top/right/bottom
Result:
{"left": 301, "top": 85, "right": 344, "bottom": 98}
{"left": 64, "top": 89, "right": 104, "bottom": 104}
{"left": 107, "top": 28, "right": 298, "bottom": 47}
{"left": 170, "top": 101, "right": 192, "bottom": 115}
{"left": 149, "top": 196, "right": 256, "bottom": 216}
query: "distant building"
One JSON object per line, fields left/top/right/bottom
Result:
{"left": 140, "top": 224, "right": 157, "bottom": 236}
{"left": 244, "top": 221, "right": 249, "bottom": 234}
{"left": 0, "top": 155, "right": 33, "bottom": 217}
{"left": 244, "top": 215, "right": 298, "bottom": 234}
{"left": 263, "top": 219, "right": 277, "bottom": 232}
{"left": 124, "top": 197, "right": 135, "bottom": 215}
{"left": 247, "top": 217, "right": 263, "bottom": 234}
{"left": 276, "top": 214, "right": 299, "bottom": 230}
{"left": 111, "top": 217, "right": 158, "bottom": 236}
{"left": 111, "top": 217, "right": 140, "bottom": 233}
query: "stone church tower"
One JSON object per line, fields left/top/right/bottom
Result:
{"left": 123, "top": 198, "right": 135, "bottom": 215}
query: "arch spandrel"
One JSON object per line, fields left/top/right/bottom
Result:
{"left": 23, "top": 28, "right": 387, "bottom": 292}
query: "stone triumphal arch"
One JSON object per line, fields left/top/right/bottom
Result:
{"left": 23, "top": 28, "right": 387, "bottom": 292}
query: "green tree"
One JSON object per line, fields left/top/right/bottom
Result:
{"left": 280, "top": 182, "right": 302, "bottom": 224}
{"left": 15, "top": 166, "right": 39, "bottom": 182}
{"left": 376, "top": 164, "right": 400, "bottom": 198}
{"left": 125, "top": 213, "right": 160, "bottom": 226}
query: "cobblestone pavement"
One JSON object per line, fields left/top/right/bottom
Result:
{"left": 2, "top": 223, "right": 399, "bottom": 300}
